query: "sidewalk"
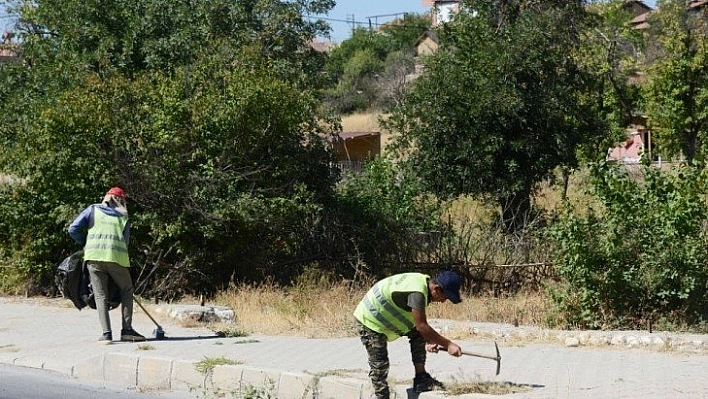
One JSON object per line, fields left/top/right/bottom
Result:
{"left": 2, "top": 296, "right": 708, "bottom": 398}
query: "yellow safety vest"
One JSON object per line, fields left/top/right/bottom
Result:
{"left": 83, "top": 208, "right": 130, "bottom": 267}
{"left": 353, "top": 273, "right": 430, "bottom": 341}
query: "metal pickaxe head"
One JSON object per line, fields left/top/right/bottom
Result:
{"left": 459, "top": 341, "right": 502, "bottom": 375}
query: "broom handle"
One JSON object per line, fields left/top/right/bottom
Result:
{"left": 133, "top": 296, "right": 162, "bottom": 327}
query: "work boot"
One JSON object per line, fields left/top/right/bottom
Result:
{"left": 413, "top": 372, "right": 445, "bottom": 393}
{"left": 121, "top": 329, "right": 146, "bottom": 342}
{"left": 98, "top": 331, "right": 112, "bottom": 345}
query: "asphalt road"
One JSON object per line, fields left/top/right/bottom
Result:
{"left": 0, "top": 364, "right": 193, "bottom": 399}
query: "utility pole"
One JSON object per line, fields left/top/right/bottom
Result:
{"left": 346, "top": 14, "right": 355, "bottom": 35}
{"left": 364, "top": 13, "right": 407, "bottom": 32}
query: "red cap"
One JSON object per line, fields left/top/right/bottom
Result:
{"left": 106, "top": 187, "right": 125, "bottom": 198}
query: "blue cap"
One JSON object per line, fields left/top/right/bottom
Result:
{"left": 437, "top": 271, "right": 462, "bottom": 304}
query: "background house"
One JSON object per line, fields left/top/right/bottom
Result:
{"left": 422, "top": 0, "right": 460, "bottom": 27}
{"left": 624, "top": 0, "right": 653, "bottom": 17}
{"left": 415, "top": 30, "right": 439, "bottom": 57}
{"left": 0, "top": 31, "right": 18, "bottom": 63}
{"left": 607, "top": 128, "right": 646, "bottom": 164}
{"left": 328, "top": 131, "right": 381, "bottom": 173}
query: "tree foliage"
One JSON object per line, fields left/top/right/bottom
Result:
{"left": 323, "top": 14, "right": 430, "bottom": 114}
{"left": 384, "top": 0, "right": 607, "bottom": 233}
{"left": 577, "top": 0, "right": 646, "bottom": 162}
{"left": 0, "top": 0, "right": 341, "bottom": 297}
{"left": 335, "top": 157, "right": 446, "bottom": 277}
{"left": 548, "top": 162, "right": 708, "bottom": 329}
{"left": 644, "top": 0, "right": 708, "bottom": 163}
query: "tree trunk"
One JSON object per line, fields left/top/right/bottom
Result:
{"left": 684, "top": 129, "right": 698, "bottom": 163}
{"left": 562, "top": 167, "right": 570, "bottom": 201}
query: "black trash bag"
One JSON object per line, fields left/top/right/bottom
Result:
{"left": 56, "top": 251, "right": 85, "bottom": 310}
{"left": 56, "top": 251, "right": 121, "bottom": 311}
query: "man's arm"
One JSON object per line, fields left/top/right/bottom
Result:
{"left": 67, "top": 206, "right": 93, "bottom": 246}
{"left": 412, "top": 308, "right": 462, "bottom": 356}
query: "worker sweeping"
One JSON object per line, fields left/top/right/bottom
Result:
{"left": 68, "top": 186, "right": 146, "bottom": 344}
{"left": 353, "top": 271, "right": 463, "bottom": 398}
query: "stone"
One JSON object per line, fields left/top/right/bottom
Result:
{"left": 610, "top": 335, "right": 626, "bottom": 346}
{"left": 153, "top": 304, "right": 236, "bottom": 324}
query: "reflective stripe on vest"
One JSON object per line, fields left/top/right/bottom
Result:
{"left": 83, "top": 208, "right": 130, "bottom": 267}
{"left": 353, "top": 273, "right": 429, "bottom": 341}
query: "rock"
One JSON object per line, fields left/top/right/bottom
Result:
{"left": 589, "top": 335, "right": 610, "bottom": 346}
{"left": 651, "top": 337, "right": 666, "bottom": 348}
{"left": 153, "top": 304, "right": 236, "bottom": 324}
{"left": 565, "top": 337, "right": 580, "bottom": 347}
{"left": 626, "top": 335, "right": 640, "bottom": 347}
{"left": 610, "top": 335, "right": 626, "bottom": 346}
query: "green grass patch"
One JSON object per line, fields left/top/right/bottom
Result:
{"left": 194, "top": 356, "right": 242, "bottom": 374}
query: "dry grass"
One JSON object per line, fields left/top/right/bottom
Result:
{"left": 340, "top": 112, "right": 383, "bottom": 132}
{"left": 214, "top": 278, "right": 365, "bottom": 338}
{"left": 435, "top": 291, "right": 553, "bottom": 328}
{"left": 213, "top": 280, "right": 553, "bottom": 339}
{"left": 533, "top": 167, "right": 600, "bottom": 216}
{"left": 446, "top": 379, "right": 535, "bottom": 396}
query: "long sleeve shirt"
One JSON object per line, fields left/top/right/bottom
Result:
{"left": 68, "top": 204, "right": 131, "bottom": 247}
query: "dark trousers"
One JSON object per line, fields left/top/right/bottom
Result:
{"left": 357, "top": 321, "right": 427, "bottom": 399}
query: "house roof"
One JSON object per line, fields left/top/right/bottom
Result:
{"left": 414, "top": 30, "right": 439, "bottom": 47}
{"left": 0, "top": 31, "right": 19, "bottom": 62}
{"left": 689, "top": 0, "right": 708, "bottom": 10}
{"left": 630, "top": 12, "right": 650, "bottom": 25}
{"left": 309, "top": 40, "right": 333, "bottom": 53}
{"left": 631, "top": 0, "right": 707, "bottom": 30}
{"left": 624, "top": 1, "right": 653, "bottom": 15}
{"left": 330, "top": 131, "right": 380, "bottom": 141}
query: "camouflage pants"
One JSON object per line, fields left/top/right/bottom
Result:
{"left": 357, "top": 321, "right": 427, "bottom": 399}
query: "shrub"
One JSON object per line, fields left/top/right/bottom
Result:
{"left": 548, "top": 162, "right": 708, "bottom": 329}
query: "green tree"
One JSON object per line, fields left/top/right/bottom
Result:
{"left": 0, "top": 0, "right": 339, "bottom": 296}
{"left": 579, "top": 0, "right": 646, "bottom": 160}
{"left": 379, "top": 12, "right": 431, "bottom": 50}
{"left": 9, "top": 0, "right": 333, "bottom": 80}
{"left": 644, "top": 0, "right": 708, "bottom": 163}
{"left": 325, "top": 28, "right": 394, "bottom": 83}
{"left": 548, "top": 162, "right": 708, "bottom": 328}
{"left": 323, "top": 14, "right": 430, "bottom": 114}
{"left": 384, "top": 0, "right": 606, "bottom": 233}
{"left": 335, "top": 157, "right": 445, "bottom": 277}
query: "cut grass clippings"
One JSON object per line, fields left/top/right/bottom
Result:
{"left": 446, "top": 380, "right": 535, "bottom": 396}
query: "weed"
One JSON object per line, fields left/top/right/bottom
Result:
{"left": 136, "top": 343, "right": 155, "bottom": 351}
{"left": 212, "top": 325, "right": 250, "bottom": 338}
{"left": 238, "top": 378, "right": 277, "bottom": 399}
{"left": 194, "top": 356, "right": 242, "bottom": 374}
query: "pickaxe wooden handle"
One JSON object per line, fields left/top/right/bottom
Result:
{"left": 439, "top": 341, "right": 501, "bottom": 375}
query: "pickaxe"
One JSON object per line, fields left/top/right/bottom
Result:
{"left": 439, "top": 341, "right": 501, "bottom": 375}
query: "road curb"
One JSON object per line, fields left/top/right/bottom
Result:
{"left": 68, "top": 353, "right": 375, "bottom": 398}
{"left": 57, "top": 352, "right": 461, "bottom": 398}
